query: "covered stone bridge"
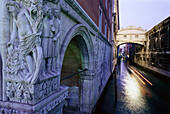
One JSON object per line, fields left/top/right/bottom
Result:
{"left": 116, "top": 26, "right": 147, "bottom": 47}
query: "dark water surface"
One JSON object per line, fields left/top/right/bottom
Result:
{"left": 94, "top": 60, "right": 170, "bottom": 114}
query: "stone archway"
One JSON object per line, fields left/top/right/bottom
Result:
{"left": 61, "top": 35, "right": 88, "bottom": 108}
{"left": 117, "top": 41, "right": 144, "bottom": 47}
{"left": 60, "top": 24, "right": 94, "bottom": 71}
{"left": 61, "top": 37, "right": 83, "bottom": 87}
{"left": 60, "top": 24, "right": 94, "bottom": 112}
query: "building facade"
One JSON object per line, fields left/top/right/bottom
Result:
{"left": 0, "top": 0, "right": 115, "bottom": 113}
{"left": 113, "top": 0, "right": 120, "bottom": 70}
{"left": 135, "top": 16, "right": 170, "bottom": 77}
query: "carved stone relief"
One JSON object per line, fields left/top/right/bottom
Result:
{"left": 5, "top": 76, "right": 59, "bottom": 104}
{"left": 0, "top": 89, "right": 68, "bottom": 114}
{"left": 41, "top": 0, "right": 61, "bottom": 79}
{"left": 5, "top": 0, "right": 61, "bottom": 104}
{"left": 37, "top": 90, "right": 68, "bottom": 113}
{"left": 6, "top": 0, "right": 43, "bottom": 84}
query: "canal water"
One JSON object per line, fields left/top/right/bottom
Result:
{"left": 94, "top": 60, "right": 170, "bottom": 114}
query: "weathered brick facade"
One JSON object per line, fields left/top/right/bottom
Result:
{"left": 77, "top": 0, "right": 113, "bottom": 40}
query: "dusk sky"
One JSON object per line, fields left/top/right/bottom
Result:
{"left": 119, "top": 0, "right": 170, "bottom": 31}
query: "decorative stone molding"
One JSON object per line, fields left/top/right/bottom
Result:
{"left": 5, "top": 75, "right": 59, "bottom": 104}
{"left": 36, "top": 88, "right": 68, "bottom": 113}
{"left": 0, "top": 86, "right": 68, "bottom": 114}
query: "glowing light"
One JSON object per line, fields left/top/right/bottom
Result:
{"left": 130, "top": 68, "right": 146, "bottom": 85}
{"left": 123, "top": 73, "right": 147, "bottom": 111}
{"left": 129, "top": 66, "right": 153, "bottom": 86}
{"left": 134, "top": 70, "right": 153, "bottom": 86}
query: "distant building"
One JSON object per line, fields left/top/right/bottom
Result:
{"left": 135, "top": 16, "right": 170, "bottom": 77}
{"left": 113, "top": 0, "right": 120, "bottom": 69}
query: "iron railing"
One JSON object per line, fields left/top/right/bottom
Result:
{"left": 61, "top": 68, "right": 88, "bottom": 81}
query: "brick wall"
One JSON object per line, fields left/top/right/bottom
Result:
{"left": 77, "top": 0, "right": 113, "bottom": 40}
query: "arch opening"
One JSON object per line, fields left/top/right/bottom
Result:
{"left": 117, "top": 43, "right": 144, "bottom": 65}
{"left": 117, "top": 42, "right": 144, "bottom": 47}
{"left": 61, "top": 35, "right": 89, "bottom": 108}
{"left": 61, "top": 35, "right": 89, "bottom": 86}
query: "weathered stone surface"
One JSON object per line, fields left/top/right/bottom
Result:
{"left": 116, "top": 26, "right": 147, "bottom": 46}
{"left": 0, "top": 0, "right": 114, "bottom": 114}
{"left": 134, "top": 17, "right": 170, "bottom": 77}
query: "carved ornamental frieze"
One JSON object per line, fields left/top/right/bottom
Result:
{"left": 6, "top": 76, "right": 59, "bottom": 104}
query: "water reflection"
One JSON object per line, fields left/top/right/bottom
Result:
{"left": 124, "top": 74, "right": 148, "bottom": 112}
{"left": 116, "top": 60, "right": 149, "bottom": 113}
{"left": 94, "top": 60, "right": 170, "bottom": 113}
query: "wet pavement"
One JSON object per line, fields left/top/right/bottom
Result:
{"left": 94, "top": 60, "right": 170, "bottom": 114}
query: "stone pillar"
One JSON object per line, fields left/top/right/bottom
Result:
{"left": 80, "top": 70, "right": 95, "bottom": 113}
{"left": 0, "top": 0, "right": 10, "bottom": 101}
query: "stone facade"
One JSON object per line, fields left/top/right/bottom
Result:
{"left": 112, "top": 0, "right": 120, "bottom": 71}
{"left": 134, "top": 16, "right": 170, "bottom": 77}
{"left": 0, "top": 0, "right": 115, "bottom": 113}
{"left": 116, "top": 26, "right": 147, "bottom": 46}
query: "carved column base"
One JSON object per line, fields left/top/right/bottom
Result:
{"left": 0, "top": 86, "right": 68, "bottom": 114}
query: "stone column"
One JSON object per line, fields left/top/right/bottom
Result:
{"left": 0, "top": 0, "right": 10, "bottom": 101}
{"left": 80, "top": 70, "right": 95, "bottom": 113}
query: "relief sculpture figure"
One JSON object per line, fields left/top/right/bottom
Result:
{"left": 6, "top": 1, "right": 43, "bottom": 84}
{"left": 51, "top": 6, "right": 61, "bottom": 74}
{"left": 41, "top": 2, "right": 59, "bottom": 78}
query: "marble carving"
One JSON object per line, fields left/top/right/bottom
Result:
{"left": 6, "top": 0, "right": 43, "bottom": 84}
{"left": 4, "top": 0, "right": 61, "bottom": 104}
{"left": 41, "top": 1, "right": 60, "bottom": 78}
